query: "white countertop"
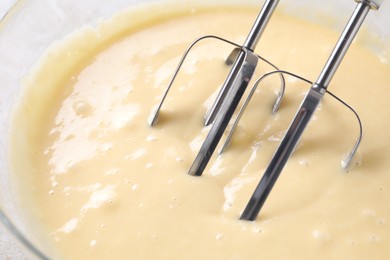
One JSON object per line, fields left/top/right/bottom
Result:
{"left": 1, "top": 1, "right": 27, "bottom": 259}
{"left": 0, "top": 223, "right": 26, "bottom": 259}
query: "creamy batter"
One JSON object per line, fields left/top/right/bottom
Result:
{"left": 10, "top": 4, "right": 390, "bottom": 260}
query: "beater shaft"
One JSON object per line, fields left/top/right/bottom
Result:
{"left": 188, "top": 51, "right": 258, "bottom": 176}
{"left": 189, "top": 0, "right": 280, "bottom": 176}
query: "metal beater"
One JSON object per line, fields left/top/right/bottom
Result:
{"left": 240, "top": 0, "right": 382, "bottom": 221}
{"left": 149, "top": 0, "right": 283, "bottom": 174}
{"left": 149, "top": 0, "right": 382, "bottom": 221}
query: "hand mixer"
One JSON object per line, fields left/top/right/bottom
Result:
{"left": 149, "top": 0, "right": 383, "bottom": 221}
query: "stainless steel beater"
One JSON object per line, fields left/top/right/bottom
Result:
{"left": 149, "top": 0, "right": 382, "bottom": 221}
{"left": 149, "top": 0, "right": 283, "bottom": 176}
{"left": 241, "top": 0, "right": 383, "bottom": 221}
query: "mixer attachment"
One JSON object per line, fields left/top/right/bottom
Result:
{"left": 240, "top": 0, "right": 382, "bottom": 221}
{"left": 149, "top": 0, "right": 282, "bottom": 176}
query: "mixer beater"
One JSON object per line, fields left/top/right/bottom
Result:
{"left": 149, "top": 0, "right": 383, "bottom": 221}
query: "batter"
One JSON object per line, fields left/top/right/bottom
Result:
{"left": 9, "top": 3, "right": 390, "bottom": 259}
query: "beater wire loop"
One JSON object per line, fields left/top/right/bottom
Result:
{"left": 220, "top": 70, "right": 362, "bottom": 172}
{"left": 326, "top": 90, "right": 363, "bottom": 170}
{"left": 148, "top": 35, "right": 241, "bottom": 126}
{"left": 219, "top": 70, "right": 311, "bottom": 154}
{"left": 148, "top": 36, "right": 286, "bottom": 130}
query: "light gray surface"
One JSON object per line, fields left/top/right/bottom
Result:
{"left": 0, "top": 223, "right": 26, "bottom": 259}
{"left": 0, "top": 1, "right": 389, "bottom": 259}
{"left": 0, "top": 1, "right": 27, "bottom": 259}
{"left": 0, "top": 0, "right": 14, "bottom": 18}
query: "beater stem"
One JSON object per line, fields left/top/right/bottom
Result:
{"left": 316, "top": 1, "right": 372, "bottom": 88}
{"left": 189, "top": 0, "right": 280, "bottom": 177}
{"left": 244, "top": 0, "right": 280, "bottom": 51}
{"left": 188, "top": 51, "right": 258, "bottom": 176}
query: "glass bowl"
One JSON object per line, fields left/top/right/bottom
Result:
{"left": 0, "top": 0, "right": 389, "bottom": 259}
